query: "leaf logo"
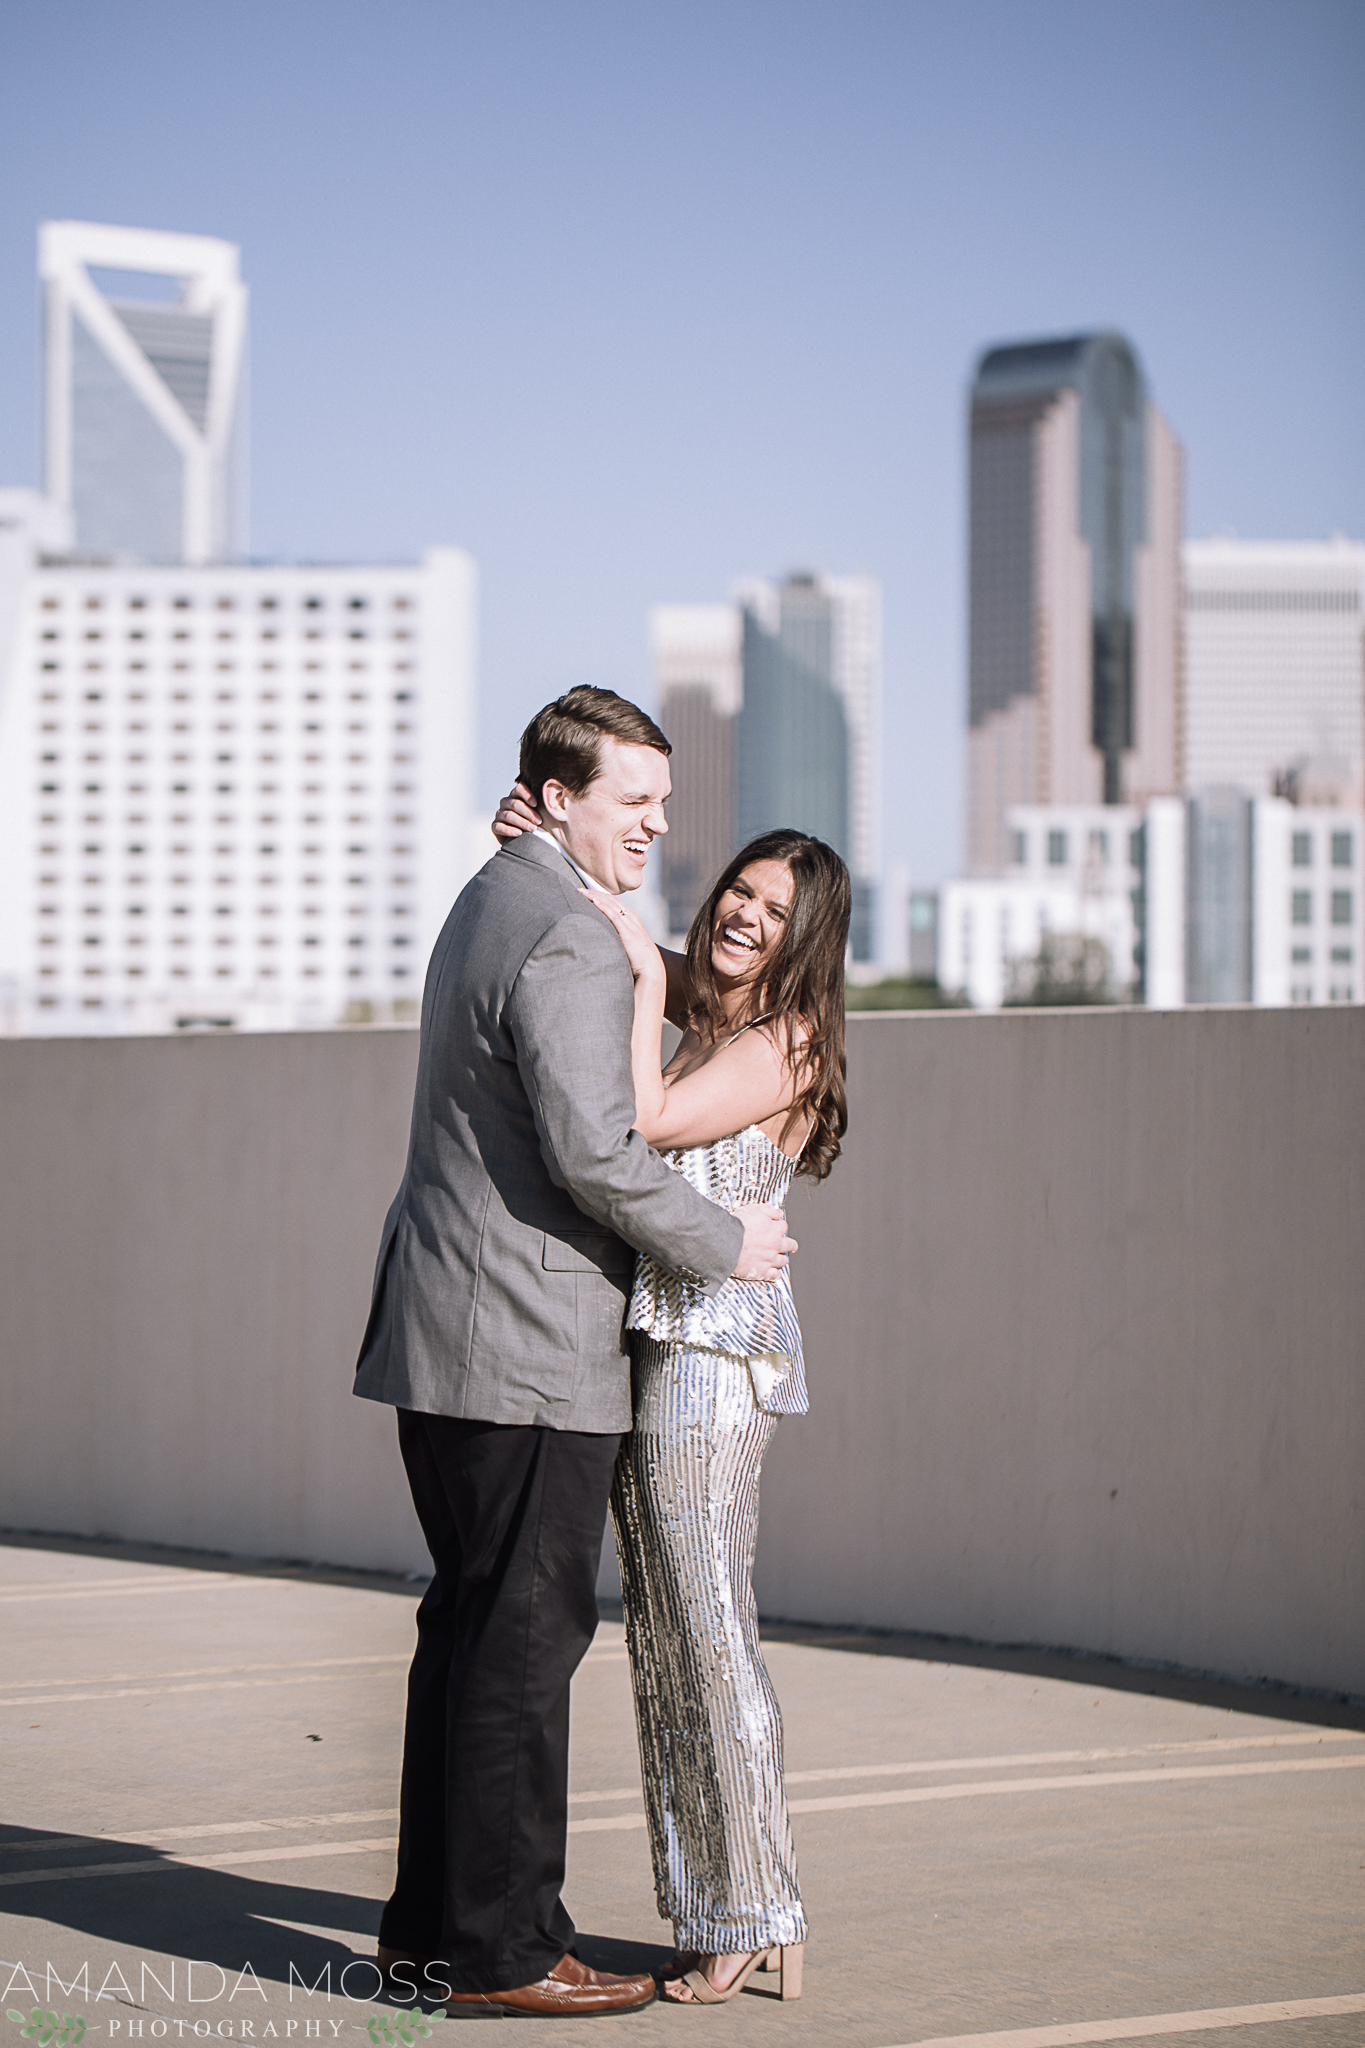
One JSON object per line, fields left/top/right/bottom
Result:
{"left": 6, "top": 2014, "right": 87, "bottom": 2047}
{"left": 365, "top": 2011, "right": 445, "bottom": 2046}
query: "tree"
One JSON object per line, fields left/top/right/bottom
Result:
{"left": 1003, "top": 933, "right": 1118, "bottom": 1007}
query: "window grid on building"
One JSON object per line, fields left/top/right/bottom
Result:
{"left": 15, "top": 566, "right": 451, "bottom": 1026}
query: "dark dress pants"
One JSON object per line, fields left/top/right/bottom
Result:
{"left": 379, "top": 1409, "right": 621, "bottom": 1993}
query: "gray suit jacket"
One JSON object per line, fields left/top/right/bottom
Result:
{"left": 353, "top": 835, "right": 743, "bottom": 1431}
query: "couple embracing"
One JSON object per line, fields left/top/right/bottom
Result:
{"left": 353, "top": 686, "right": 849, "bottom": 2016}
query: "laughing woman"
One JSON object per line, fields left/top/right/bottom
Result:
{"left": 585, "top": 830, "right": 849, "bottom": 2006}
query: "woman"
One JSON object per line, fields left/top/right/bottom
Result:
{"left": 584, "top": 829, "right": 849, "bottom": 2006}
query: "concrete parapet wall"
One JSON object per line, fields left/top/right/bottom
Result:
{"left": 760, "top": 1008, "right": 1363, "bottom": 1697}
{"left": 0, "top": 1029, "right": 425, "bottom": 1579}
{"left": 1, "top": 1009, "right": 1360, "bottom": 1695}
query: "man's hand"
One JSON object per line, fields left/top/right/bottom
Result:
{"left": 730, "top": 1201, "right": 798, "bottom": 1284}
{"left": 492, "top": 781, "right": 541, "bottom": 843}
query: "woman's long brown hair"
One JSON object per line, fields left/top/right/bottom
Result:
{"left": 684, "top": 830, "right": 850, "bottom": 1182}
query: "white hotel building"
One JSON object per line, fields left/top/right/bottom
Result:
{"left": 0, "top": 493, "right": 479, "bottom": 1033}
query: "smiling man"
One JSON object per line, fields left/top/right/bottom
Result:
{"left": 354, "top": 686, "right": 794, "bottom": 2017}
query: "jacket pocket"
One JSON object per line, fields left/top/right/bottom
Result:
{"left": 541, "top": 1229, "right": 633, "bottom": 1276}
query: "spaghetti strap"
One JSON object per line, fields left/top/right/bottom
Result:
{"left": 724, "top": 1010, "right": 778, "bottom": 1048}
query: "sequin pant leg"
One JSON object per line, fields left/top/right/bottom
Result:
{"left": 611, "top": 1335, "right": 807, "bottom": 1955}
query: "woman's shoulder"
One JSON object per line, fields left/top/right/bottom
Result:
{"left": 740, "top": 1009, "right": 813, "bottom": 1062}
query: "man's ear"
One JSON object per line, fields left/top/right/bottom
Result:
{"left": 539, "top": 778, "right": 571, "bottom": 824}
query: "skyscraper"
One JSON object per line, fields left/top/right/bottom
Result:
{"left": 651, "top": 603, "right": 742, "bottom": 936}
{"left": 41, "top": 220, "right": 248, "bottom": 566}
{"left": 738, "top": 571, "right": 881, "bottom": 960}
{"left": 650, "top": 572, "right": 882, "bottom": 956}
{"left": 966, "top": 332, "right": 1181, "bottom": 874}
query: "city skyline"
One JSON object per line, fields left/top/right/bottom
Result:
{"left": 1, "top": 2, "right": 1361, "bottom": 885}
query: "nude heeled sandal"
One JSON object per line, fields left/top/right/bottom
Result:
{"left": 761, "top": 1945, "right": 803, "bottom": 2000}
{"left": 678, "top": 1945, "right": 802, "bottom": 2003}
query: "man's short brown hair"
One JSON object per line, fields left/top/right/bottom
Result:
{"left": 518, "top": 687, "right": 671, "bottom": 809}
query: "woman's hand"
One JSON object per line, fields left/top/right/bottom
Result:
{"left": 583, "top": 888, "right": 665, "bottom": 985}
{"left": 492, "top": 781, "right": 541, "bottom": 842}
{"left": 584, "top": 887, "right": 671, "bottom": 1135}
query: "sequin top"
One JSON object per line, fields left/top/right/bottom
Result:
{"left": 626, "top": 1122, "right": 809, "bottom": 1416}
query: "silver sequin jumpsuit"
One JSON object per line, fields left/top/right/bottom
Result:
{"left": 610, "top": 1122, "right": 809, "bottom": 1956}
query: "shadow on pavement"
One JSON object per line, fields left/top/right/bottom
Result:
{"left": 749, "top": 1613, "right": 1365, "bottom": 1730}
{"left": 0, "top": 1821, "right": 381, "bottom": 1993}
{"left": 0, "top": 1529, "right": 422, "bottom": 1602}
{"left": 0, "top": 1825, "right": 703, "bottom": 2007}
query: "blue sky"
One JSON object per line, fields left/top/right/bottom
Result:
{"left": 2, "top": 0, "right": 1361, "bottom": 882}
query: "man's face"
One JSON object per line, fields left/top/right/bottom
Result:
{"left": 542, "top": 737, "right": 671, "bottom": 894}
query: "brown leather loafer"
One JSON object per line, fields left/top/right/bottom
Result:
{"left": 445, "top": 1952, "right": 655, "bottom": 2016}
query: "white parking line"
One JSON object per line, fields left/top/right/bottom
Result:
{"left": 0, "top": 1839, "right": 398, "bottom": 1887}
{"left": 2, "top": 1789, "right": 641, "bottom": 1858}
{"left": 0, "top": 1575, "right": 215, "bottom": 1598}
{"left": 567, "top": 1814, "right": 647, "bottom": 1834}
{"left": 563, "top": 1751, "right": 1365, "bottom": 1834}
{"left": 784, "top": 1727, "right": 1365, "bottom": 1784}
{"left": 0, "top": 1653, "right": 409, "bottom": 1693}
{"left": 789, "top": 1752, "right": 1365, "bottom": 1815}
{"left": 0, "top": 1576, "right": 283, "bottom": 1604}
{"left": 0, "top": 1646, "right": 625, "bottom": 1707}
{"left": 5, "top": 1744, "right": 1357, "bottom": 1877}
{"left": 4, "top": 1736, "right": 1359, "bottom": 1873}
{"left": 0, "top": 1672, "right": 407, "bottom": 1708}
{"left": 1, "top": 1810, "right": 397, "bottom": 1854}
{"left": 888, "top": 1989, "right": 1365, "bottom": 2046}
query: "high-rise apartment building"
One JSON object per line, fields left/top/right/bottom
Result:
{"left": 649, "top": 573, "right": 882, "bottom": 958}
{"left": 650, "top": 604, "right": 742, "bottom": 937}
{"left": 1183, "top": 538, "right": 1365, "bottom": 808}
{"left": 966, "top": 331, "right": 1182, "bottom": 874}
{"left": 0, "top": 492, "right": 478, "bottom": 1033}
{"left": 41, "top": 220, "right": 248, "bottom": 565}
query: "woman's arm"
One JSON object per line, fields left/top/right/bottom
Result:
{"left": 643, "top": 1026, "right": 801, "bottom": 1152}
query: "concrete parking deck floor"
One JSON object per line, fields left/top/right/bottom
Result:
{"left": 2, "top": 1536, "right": 1362, "bottom": 2048}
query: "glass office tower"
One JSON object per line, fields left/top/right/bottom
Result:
{"left": 651, "top": 572, "right": 881, "bottom": 958}
{"left": 739, "top": 575, "right": 849, "bottom": 854}
{"left": 966, "top": 331, "right": 1181, "bottom": 874}
{"left": 737, "top": 571, "right": 880, "bottom": 959}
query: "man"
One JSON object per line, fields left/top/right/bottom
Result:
{"left": 354, "top": 687, "right": 794, "bottom": 2018}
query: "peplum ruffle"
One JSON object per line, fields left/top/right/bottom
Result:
{"left": 626, "top": 1123, "right": 808, "bottom": 1416}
